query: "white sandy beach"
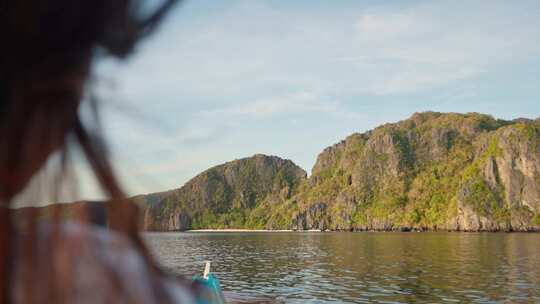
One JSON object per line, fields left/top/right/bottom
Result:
{"left": 186, "top": 229, "right": 322, "bottom": 232}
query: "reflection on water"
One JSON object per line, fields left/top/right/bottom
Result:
{"left": 145, "top": 232, "right": 540, "bottom": 303}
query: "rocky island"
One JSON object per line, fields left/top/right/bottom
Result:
{"left": 133, "top": 112, "right": 540, "bottom": 232}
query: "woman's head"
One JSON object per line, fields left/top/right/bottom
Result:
{"left": 0, "top": 0, "right": 178, "bottom": 203}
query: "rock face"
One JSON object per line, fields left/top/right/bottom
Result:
{"left": 293, "top": 112, "right": 540, "bottom": 231}
{"left": 135, "top": 154, "right": 307, "bottom": 231}
{"left": 136, "top": 112, "right": 540, "bottom": 232}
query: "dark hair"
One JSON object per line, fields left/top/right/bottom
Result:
{"left": 0, "top": 1, "right": 179, "bottom": 303}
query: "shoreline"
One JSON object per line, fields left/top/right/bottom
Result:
{"left": 186, "top": 229, "right": 320, "bottom": 232}
{"left": 149, "top": 228, "right": 540, "bottom": 233}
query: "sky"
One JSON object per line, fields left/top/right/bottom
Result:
{"left": 43, "top": 0, "right": 540, "bottom": 201}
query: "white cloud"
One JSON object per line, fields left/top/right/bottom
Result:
{"left": 97, "top": 1, "right": 540, "bottom": 104}
{"left": 356, "top": 12, "right": 421, "bottom": 40}
{"left": 201, "top": 91, "right": 337, "bottom": 117}
{"left": 347, "top": 2, "right": 540, "bottom": 94}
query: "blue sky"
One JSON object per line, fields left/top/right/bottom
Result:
{"left": 72, "top": 0, "right": 540, "bottom": 199}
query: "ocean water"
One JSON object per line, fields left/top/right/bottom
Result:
{"left": 145, "top": 232, "right": 540, "bottom": 303}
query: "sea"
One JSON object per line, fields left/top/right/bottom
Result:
{"left": 145, "top": 231, "right": 540, "bottom": 303}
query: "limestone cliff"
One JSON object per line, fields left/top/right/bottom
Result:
{"left": 134, "top": 154, "right": 307, "bottom": 231}
{"left": 291, "top": 112, "right": 540, "bottom": 231}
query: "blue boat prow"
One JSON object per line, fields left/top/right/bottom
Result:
{"left": 192, "top": 262, "right": 226, "bottom": 304}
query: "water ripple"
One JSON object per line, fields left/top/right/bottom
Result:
{"left": 145, "top": 232, "right": 540, "bottom": 303}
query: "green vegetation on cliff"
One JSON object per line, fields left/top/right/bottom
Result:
{"left": 137, "top": 112, "right": 540, "bottom": 232}
{"left": 137, "top": 154, "right": 307, "bottom": 230}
